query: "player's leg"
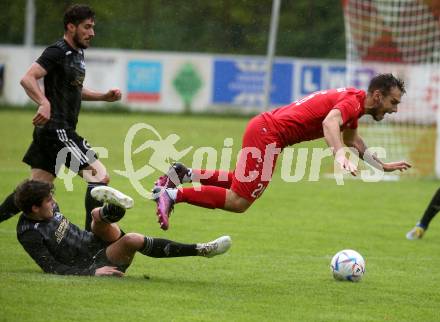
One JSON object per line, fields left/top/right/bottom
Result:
{"left": 80, "top": 159, "right": 110, "bottom": 231}
{"left": 155, "top": 185, "right": 250, "bottom": 230}
{"left": 139, "top": 235, "right": 232, "bottom": 258}
{"left": 90, "top": 185, "right": 134, "bottom": 241}
{"left": 155, "top": 163, "right": 234, "bottom": 189}
{"left": 171, "top": 186, "right": 250, "bottom": 212}
{"left": 105, "top": 233, "right": 232, "bottom": 267}
{"left": 58, "top": 130, "right": 109, "bottom": 231}
{"left": 406, "top": 187, "right": 440, "bottom": 240}
{"left": 90, "top": 206, "right": 123, "bottom": 242}
{"left": 192, "top": 169, "right": 234, "bottom": 188}
{"left": 419, "top": 187, "right": 440, "bottom": 228}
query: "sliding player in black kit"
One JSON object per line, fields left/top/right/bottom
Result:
{"left": 15, "top": 180, "right": 231, "bottom": 276}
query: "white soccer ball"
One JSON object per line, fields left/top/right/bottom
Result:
{"left": 330, "top": 249, "right": 365, "bottom": 282}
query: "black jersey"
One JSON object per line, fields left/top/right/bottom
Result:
{"left": 36, "top": 38, "right": 85, "bottom": 130}
{"left": 16, "top": 210, "right": 107, "bottom": 275}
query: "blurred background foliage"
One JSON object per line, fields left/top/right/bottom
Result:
{"left": 0, "top": 0, "right": 345, "bottom": 58}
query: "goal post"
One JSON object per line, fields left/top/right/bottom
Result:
{"left": 342, "top": 0, "right": 440, "bottom": 177}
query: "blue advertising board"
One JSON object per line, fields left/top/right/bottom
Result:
{"left": 127, "top": 60, "right": 162, "bottom": 102}
{"left": 300, "top": 65, "right": 322, "bottom": 96}
{"left": 212, "top": 58, "right": 293, "bottom": 107}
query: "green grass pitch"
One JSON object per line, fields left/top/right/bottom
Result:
{"left": 0, "top": 108, "right": 439, "bottom": 321}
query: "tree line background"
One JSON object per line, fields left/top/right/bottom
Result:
{"left": 0, "top": 0, "right": 346, "bottom": 59}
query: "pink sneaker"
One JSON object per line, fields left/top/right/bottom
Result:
{"left": 154, "top": 163, "right": 190, "bottom": 189}
{"left": 153, "top": 188, "right": 174, "bottom": 230}
{"left": 154, "top": 175, "right": 169, "bottom": 188}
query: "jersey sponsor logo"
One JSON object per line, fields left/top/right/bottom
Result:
{"left": 55, "top": 217, "right": 69, "bottom": 244}
{"left": 70, "top": 74, "right": 85, "bottom": 88}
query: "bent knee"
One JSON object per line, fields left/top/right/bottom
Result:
{"left": 121, "top": 233, "right": 144, "bottom": 249}
{"left": 82, "top": 160, "right": 110, "bottom": 183}
{"left": 232, "top": 201, "right": 251, "bottom": 213}
{"left": 226, "top": 190, "right": 252, "bottom": 213}
{"left": 101, "top": 174, "right": 110, "bottom": 184}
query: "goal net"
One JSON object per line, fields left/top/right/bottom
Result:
{"left": 342, "top": 0, "right": 440, "bottom": 177}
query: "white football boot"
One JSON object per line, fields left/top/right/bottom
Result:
{"left": 197, "top": 236, "right": 232, "bottom": 258}
{"left": 91, "top": 186, "right": 134, "bottom": 209}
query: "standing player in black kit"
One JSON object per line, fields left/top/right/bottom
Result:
{"left": 0, "top": 4, "right": 121, "bottom": 230}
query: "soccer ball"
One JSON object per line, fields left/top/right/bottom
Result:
{"left": 330, "top": 249, "right": 365, "bottom": 282}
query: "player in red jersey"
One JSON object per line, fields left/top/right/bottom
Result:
{"left": 153, "top": 73, "right": 411, "bottom": 230}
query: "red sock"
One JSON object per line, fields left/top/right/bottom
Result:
{"left": 176, "top": 186, "right": 227, "bottom": 209}
{"left": 192, "top": 169, "right": 233, "bottom": 188}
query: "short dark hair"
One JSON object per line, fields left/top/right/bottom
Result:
{"left": 64, "top": 4, "right": 95, "bottom": 31}
{"left": 14, "top": 180, "right": 54, "bottom": 214}
{"left": 367, "top": 73, "right": 406, "bottom": 96}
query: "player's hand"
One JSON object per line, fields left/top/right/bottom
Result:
{"left": 32, "top": 102, "right": 51, "bottom": 126}
{"left": 95, "top": 266, "right": 124, "bottom": 277}
{"left": 104, "top": 88, "right": 122, "bottom": 102}
{"left": 335, "top": 155, "right": 358, "bottom": 176}
{"left": 382, "top": 161, "right": 412, "bottom": 172}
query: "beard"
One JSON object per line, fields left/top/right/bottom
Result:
{"left": 371, "top": 101, "right": 384, "bottom": 121}
{"left": 73, "top": 33, "right": 89, "bottom": 49}
{"left": 372, "top": 113, "right": 383, "bottom": 121}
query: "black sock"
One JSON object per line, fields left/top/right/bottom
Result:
{"left": 419, "top": 188, "right": 440, "bottom": 229}
{"left": 100, "top": 204, "right": 126, "bottom": 223}
{"left": 0, "top": 192, "right": 20, "bottom": 223}
{"left": 84, "top": 182, "right": 107, "bottom": 231}
{"left": 139, "top": 237, "right": 198, "bottom": 258}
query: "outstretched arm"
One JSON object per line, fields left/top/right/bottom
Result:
{"left": 323, "top": 109, "right": 358, "bottom": 175}
{"left": 343, "top": 128, "right": 412, "bottom": 172}
{"left": 20, "top": 63, "right": 51, "bottom": 126}
{"left": 82, "top": 87, "right": 122, "bottom": 102}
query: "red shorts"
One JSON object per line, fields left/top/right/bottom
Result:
{"left": 231, "top": 114, "right": 282, "bottom": 202}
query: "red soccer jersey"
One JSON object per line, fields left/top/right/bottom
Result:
{"left": 262, "top": 88, "right": 366, "bottom": 147}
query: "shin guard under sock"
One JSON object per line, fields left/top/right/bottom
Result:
{"left": 176, "top": 186, "right": 227, "bottom": 209}
{"left": 85, "top": 182, "right": 107, "bottom": 231}
{"left": 192, "top": 169, "right": 233, "bottom": 188}
{"left": 139, "top": 237, "right": 197, "bottom": 257}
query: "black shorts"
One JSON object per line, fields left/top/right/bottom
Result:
{"left": 23, "top": 127, "right": 98, "bottom": 176}
{"left": 89, "top": 248, "right": 129, "bottom": 273}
